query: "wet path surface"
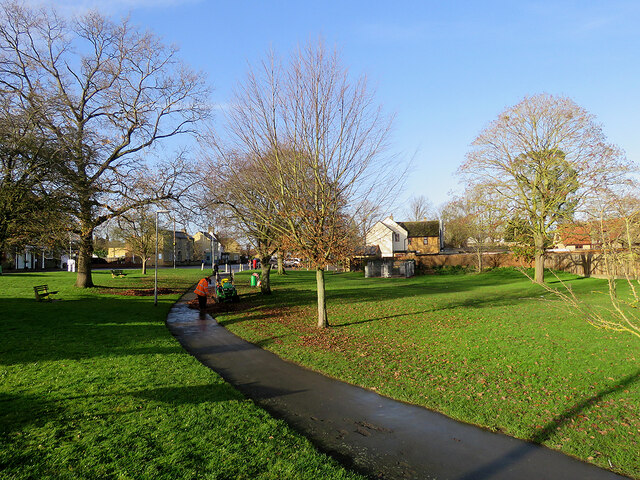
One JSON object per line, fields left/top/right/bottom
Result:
{"left": 166, "top": 296, "right": 628, "bottom": 480}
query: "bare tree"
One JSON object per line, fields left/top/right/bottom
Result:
{"left": 111, "top": 207, "right": 157, "bottom": 274}
{"left": 405, "top": 194, "right": 434, "bottom": 221}
{"left": 201, "top": 150, "right": 282, "bottom": 294}
{"left": 0, "top": 3, "right": 209, "bottom": 287}
{"left": 444, "top": 187, "right": 503, "bottom": 271}
{"left": 459, "top": 93, "right": 630, "bottom": 283}
{"left": 208, "top": 40, "right": 400, "bottom": 328}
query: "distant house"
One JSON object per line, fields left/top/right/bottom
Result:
{"left": 554, "top": 223, "right": 593, "bottom": 250}
{"left": 397, "top": 220, "right": 442, "bottom": 254}
{"left": 554, "top": 220, "right": 633, "bottom": 251}
{"left": 107, "top": 241, "right": 131, "bottom": 261}
{"left": 193, "top": 231, "right": 222, "bottom": 264}
{"left": 365, "top": 216, "right": 441, "bottom": 257}
{"left": 158, "top": 229, "right": 194, "bottom": 266}
{"left": 218, "top": 237, "right": 242, "bottom": 263}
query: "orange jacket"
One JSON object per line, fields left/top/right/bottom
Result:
{"left": 194, "top": 278, "right": 210, "bottom": 297}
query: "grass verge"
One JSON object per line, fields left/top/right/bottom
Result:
{"left": 0, "top": 269, "right": 364, "bottom": 480}
{"left": 214, "top": 268, "right": 640, "bottom": 479}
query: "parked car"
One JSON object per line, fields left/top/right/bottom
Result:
{"left": 284, "top": 258, "right": 301, "bottom": 267}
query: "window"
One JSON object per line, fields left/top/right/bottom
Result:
{"left": 393, "top": 233, "right": 400, "bottom": 242}
{"left": 423, "top": 237, "right": 429, "bottom": 245}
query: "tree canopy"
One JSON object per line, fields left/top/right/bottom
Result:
{"left": 204, "top": 40, "right": 400, "bottom": 327}
{"left": 459, "top": 93, "right": 631, "bottom": 283}
{"left": 0, "top": 2, "right": 209, "bottom": 285}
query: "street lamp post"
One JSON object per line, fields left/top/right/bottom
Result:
{"left": 173, "top": 217, "right": 176, "bottom": 269}
{"left": 155, "top": 209, "right": 171, "bottom": 306}
{"left": 210, "top": 234, "right": 214, "bottom": 272}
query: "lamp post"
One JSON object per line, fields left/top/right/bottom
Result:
{"left": 155, "top": 209, "right": 170, "bottom": 306}
{"left": 210, "top": 233, "right": 214, "bottom": 272}
{"left": 173, "top": 217, "right": 176, "bottom": 269}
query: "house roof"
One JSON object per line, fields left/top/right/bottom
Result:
{"left": 159, "top": 229, "right": 192, "bottom": 240}
{"left": 557, "top": 223, "right": 591, "bottom": 246}
{"left": 380, "top": 217, "right": 407, "bottom": 235}
{"left": 397, "top": 220, "right": 440, "bottom": 237}
{"left": 354, "top": 245, "right": 381, "bottom": 257}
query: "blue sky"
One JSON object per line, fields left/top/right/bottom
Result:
{"left": 47, "top": 0, "right": 640, "bottom": 212}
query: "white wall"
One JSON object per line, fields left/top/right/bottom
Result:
{"left": 381, "top": 218, "right": 408, "bottom": 253}
{"left": 366, "top": 222, "right": 394, "bottom": 257}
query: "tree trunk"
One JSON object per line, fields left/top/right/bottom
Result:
{"left": 476, "top": 245, "right": 483, "bottom": 272}
{"left": 316, "top": 268, "right": 328, "bottom": 328}
{"left": 260, "top": 258, "right": 272, "bottom": 294}
{"left": 141, "top": 257, "right": 147, "bottom": 275}
{"left": 277, "top": 254, "right": 286, "bottom": 275}
{"left": 534, "top": 233, "right": 545, "bottom": 284}
{"left": 75, "top": 227, "right": 95, "bottom": 288}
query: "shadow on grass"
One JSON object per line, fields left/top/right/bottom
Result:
{"left": 529, "top": 369, "right": 640, "bottom": 444}
{"left": 0, "top": 296, "right": 184, "bottom": 365}
{"left": 457, "top": 369, "right": 640, "bottom": 480}
{"left": 0, "top": 392, "right": 66, "bottom": 434}
{"left": 272, "top": 270, "right": 542, "bottom": 307}
{"left": 131, "top": 383, "right": 241, "bottom": 404}
{"left": 334, "top": 310, "right": 434, "bottom": 328}
{"left": 208, "top": 270, "right": 561, "bottom": 332}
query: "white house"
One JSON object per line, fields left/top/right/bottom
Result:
{"left": 365, "top": 216, "right": 443, "bottom": 257}
{"left": 365, "top": 216, "right": 408, "bottom": 257}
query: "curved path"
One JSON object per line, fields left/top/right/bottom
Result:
{"left": 166, "top": 294, "right": 628, "bottom": 480}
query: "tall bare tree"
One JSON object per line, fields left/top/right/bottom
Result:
{"left": 111, "top": 207, "right": 157, "bottom": 274}
{"left": 208, "top": 40, "right": 400, "bottom": 327}
{"left": 405, "top": 194, "right": 434, "bottom": 221}
{"left": 0, "top": 2, "right": 209, "bottom": 287}
{"left": 201, "top": 150, "right": 282, "bottom": 294}
{"left": 459, "top": 93, "right": 630, "bottom": 283}
{"left": 442, "top": 186, "right": 503, "bottom": 271}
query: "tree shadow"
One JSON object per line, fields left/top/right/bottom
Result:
{"left": 0, "top": 392, "right": 66, "bottom": 434}
{"left": 528, "top": 369, "right": 640, "bottom": 445}
{"left": 130, "top": 383, "right": 241, "bottom": 404}
{"left": 456, "top": 369, "right": 640, "bottom": 480}
{"left": 230, "top": 381, "right": 307, "bottom": 401}
{"left": 334, "top": 310, "right": 434, "bottom": 327}
{"left": 208, "top": 269, "right": 568, "bottom": 334}
{"left": 0, "top": 296, "right": 192, "bottom": 365}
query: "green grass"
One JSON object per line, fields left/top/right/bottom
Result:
{"left": 217, "top": 268, "right": 640, "bottom": 479}
{"left": 0, "top": 269, "right": 365, "bottom": 480}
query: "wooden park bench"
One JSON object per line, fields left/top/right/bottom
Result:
{"left": 33, "top": 284, "right": 59, "bottom": 302}
{"left": 111, "top": 269, "right": 127, "bottom": 278}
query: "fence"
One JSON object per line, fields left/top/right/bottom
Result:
{"left": 387, "top": 250, "right": 640, "bottom": 278}
{"left": 365, "top": 259, "right": 415, "bottom": 278}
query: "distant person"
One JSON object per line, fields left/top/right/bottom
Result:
{"left": 194, "top": 275, "right": 211, "bottom": 310}
{"left": 213, "top": 263, "right": 219, "bottom": 276}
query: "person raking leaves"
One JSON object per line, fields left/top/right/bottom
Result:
{"left": 194, "top": 275, "right": 212, "bottom": 310}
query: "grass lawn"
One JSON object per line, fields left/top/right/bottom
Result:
{"left": 213, "top": 268, "right": 640, "bottom": 479}
{"left": 0, "top": 269, "right": 365, "bottom": 480}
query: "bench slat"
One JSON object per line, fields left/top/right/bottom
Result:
{"left": 34, "top": 285, "right": 58, "bottom": 302}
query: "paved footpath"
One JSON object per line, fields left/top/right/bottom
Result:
{"left": 166, "top": 294, "right": 629, "bottom": 480}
